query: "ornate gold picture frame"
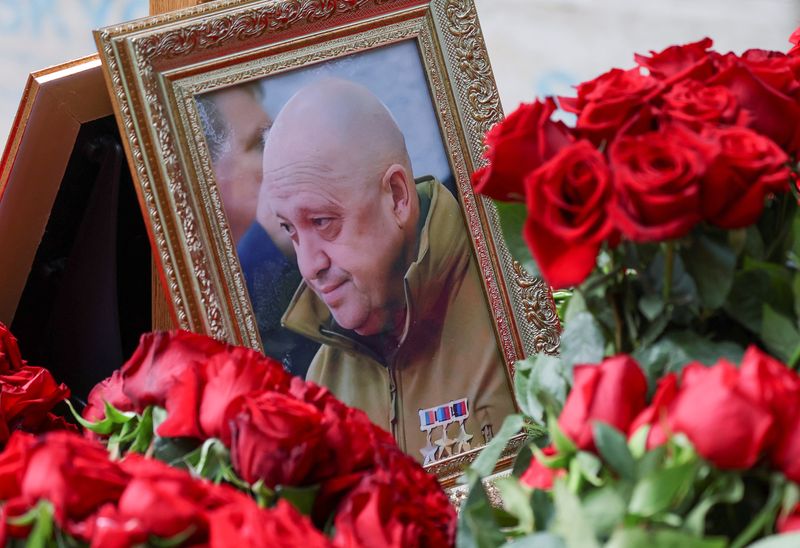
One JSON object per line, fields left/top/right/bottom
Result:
{"left": 94, "top": 0, "right": 559, "bottom": 485}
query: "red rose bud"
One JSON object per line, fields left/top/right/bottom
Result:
{"left": 520, "top": 446, "right": 565, "bottom": 490}
{"left": 472, "top": 98, "right": 573, "bottom": 202}
{"left": 120, "top": 330, "right": 231, "bottom": 409}
{"left": 701, "top": 126, "right": 790, "bottom": 229}
{"left": 19, "top": 432, "right": 130, "bottom": 525}
{"left": 709, "top": 59, "right": 800, "bottom": 154}
{"left": 229, "top": 392, "right": 326, "bottom": 487}
{"left": 332, "top": 452, "right": 456, "bottom": 548}
{"left": 209, "top": 499, "right": 332, "bottom": 548}
{"left": 558, "top": 355, "right": 648, "bottom": 452}
{"left": 0, "top": 323, "right": 24, "bottom": 374}
{"left": 560, "top": 67, "right": 661, "bottom": 145}
{"left": 778, "top": 504, "right": 800, "bottom": 534}
{"left": 609, "top": 124, "right": 715, "bottom": 242}
{"left": 83, "top": 370, "right": 134, "bottom": 425}
{"left": 523, "top": 140, "right": 615, "bottom": 289}
{"left": 634, "top": 38, "right": 716, "bottom": 83}
{"left": 660, "top": 79, "right": 743, "bottom": 128}
{"left": 628, "top": 372, "right": 680, "bottom": 449}
{"left": 740, "top": 49, "right": 800, "bottom": 99}
{"left": 156, "top": 347, "right": 290, "bottom": 444}
{"left": 670, "top": 361, "right": 773, "bottom": 469}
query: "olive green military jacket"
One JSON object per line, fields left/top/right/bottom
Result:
{"left": 282, "top": 179, "right": 516, "bottom": 464}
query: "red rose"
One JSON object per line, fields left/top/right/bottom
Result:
{"left": 0, "top": 365, "right": 71, "bottom": 442}
{"left": 791, "top": 27, "right": 800, "bottom": 57}
{"left": 560, "top": 68, "right": 660, "bottom": 144}
{"left": 773, "top": 412, "right": 800, "bottom": 482}
{"left": 628, "top": 373, "right": 679, "bottom": 448}
{"left": 634, "top": 38, "right": 717, "bottom": 83}
{"left": 472, "top": 99, "right": 573, "bottom": 202}
{"left": 0, "top": 432, "right": 37, "bottom": 501}
{"left": 520, "top": 446, "right": 565, "bottom": 490}
{"left": 660, "top": 79, "right": 742, "bottom": 128}
{"left": 83, "top": 370, "right": 134, "bottom": 424}
{"left": 736, "top": 347, "right": 800, "bottom": 431}
{"left": 333, "top": 452, "right": 456, "bottom": 548}
{"left": 209, "top": 499, "right": 332, "bottom": 548}
{"left": 709, "top": 60, "right": 800, "bottom": 153}
{"left": 121, "top": 330, "right": 230, "bottom": 408}
{"left": 778, "top": 504, "right": 800, "bottom": 533}
{"left": 111, "top": 454, "right": 246, "bottom": 542}
{"left": 19, "top": 432, "right": 129, "bottom": 524}
{"left": 701, "top": 126, "right": 790, "bottom": 228}
{"left": 229, "top": 391, "right": 326, "bottom": 487}
{"left": 558, "top": 355, "right": 648, "bottom": 452}
{"left": 740, "top": 49, "right": 800, "bottom": 99}
{"left": 522, "top": 140, "right": 615, "bottom": 288}
{"left": 0, "top": 323, "right": 23, "bottom": 374}
{"left": 157, "top": 347, "right": 290, "bottom": 443}
{"left": 609, "top": 124, "right": 715, "bottom": 242}
{"left": 669, "top": 361, "right": 773, "bottom": 469}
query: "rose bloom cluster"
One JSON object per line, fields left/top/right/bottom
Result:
{"left": 0, "top": 324, "right": 73, "bottom": 443}
{"left": 84, "top": 330, "right": 456, "bottom": 547}
{"left": 0, "top": 430, "right": 329, "bottom": 547}
{"left": 520, "top": 346, "right": 800, "bottom": 533}
{"left": 473, "top": 32, "right": 800, "bottom": 289}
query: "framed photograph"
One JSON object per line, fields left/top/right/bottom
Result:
{"left": 0, "top": 55, "right": 151, "bottom": 399}
{"left": 94, "top": 0, "right": 560, "bottom": 483}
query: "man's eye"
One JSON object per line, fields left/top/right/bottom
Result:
{"left": 311, "top": 217, "right": 332, "bottom": 229}
{"left": 280, "top": 222, "right": 295, "bottom": 235}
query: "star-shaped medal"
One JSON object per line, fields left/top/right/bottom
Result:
{"left": 434, "top": 427, "right": 456, "bottom": 458}
{"left": 454, "top": 423, "right": 473, "bottom": 454}
{"left": 420, "top": 439, "right": 438, "bottom": 466}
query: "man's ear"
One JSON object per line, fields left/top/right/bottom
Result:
{"left": 383, "top": 164, "right": 414, "bottom": 227}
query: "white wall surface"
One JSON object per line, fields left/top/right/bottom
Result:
{"left": 0, "top": 0, "right": 797, "bottom": 150}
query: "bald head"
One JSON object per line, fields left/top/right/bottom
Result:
{"left": 257, "top": 79, "right": 421, "bottom": 337}
{"left": 262, "top": 79, "right": 412, "bottom": 192}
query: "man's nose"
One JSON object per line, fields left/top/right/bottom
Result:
{"left": 295, "top": 235, "right": 330, "bottom": 282}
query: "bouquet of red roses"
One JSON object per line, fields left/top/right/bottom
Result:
{"left": 462, "top": 348, "right": 800, "bottom": 546}
{"left": 458, "top": 27, "right": 800, "bottom": 548}
{"left": 0, "top": 324, "right": 456, "bottom": 547}
{"left": 472, "top": 30, "right": 800, "bottom": 425}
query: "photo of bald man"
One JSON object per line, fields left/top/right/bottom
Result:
{"left": 257, "top": 78, "right": 516, "bottom": 465}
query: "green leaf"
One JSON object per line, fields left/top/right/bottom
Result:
{"left": 457, "top": 480, "right": 507, "bottom": 548}
{"left": 514, "top": 355, "right": 568, "bottom": 422}
{"left": 581, "top": 485, "right": 628, "bottom": 538}
{"left": 531, "top": 489, "right": 555, "bottom": 532}
{"left": 638, "top": 293, "right": 665, "bottom": 322}
{"left": 151, "top": 436, "right": 202, "bottom": 466}
{"left": 548, "top": 415, "right": 576, "bottom": 457}
{"left": 761, "top": 304, "right": 800, "bottom": 363}
{"left": 681, "top": 232, "right": 737, "bottom": 309}
{"left": 606, "top": 527, "right": 726, "bottom": 548}
{"left": 575, "top": 451, "right": 603, "bottom": 486}
{"left": 512, "top": 444, "right": 535, "bottom": 477}
{"left": 684, "top": 473, "right": 744, "bottom": 535}
{"left": 592, "top": 422, "right": 636, "bottom": 482}
{"left": 148, "top": 526, "right": 197, "bottom": 548}
{"left": 636, "top": 446, "right": 667, "bottom": 479}
{"left": 276, "top": 484, "right": 319, "bottom": 516}
{"left": 495, "top": 476, "right": 534, "bottom": 534}
{"left": 251, "top": 479, "right": 276, "bottom": 508}
{"left": 24, "top": 501, "right": 55, "bottom": 548}
{"left": 462, "top": 414, "right": 525, "bottom": 483}
{"left": 747, "top": 533, "right": 800, "bottom": 548}
{"left": 628, "top": 462, "right": 697, "bottom": 517}
{"left": 552, "top": 480, "right": 600, "bottom": 548}
{"left": 560, "top": 312, "right": 605, "bottom": 374}
{"left": 502, "top": 532, "right": 565, "bottom": 548}
{"left": 495, "top": 201, "right": 539, "bottom": 278}
{"left": 64, "top": 399, "right": 135, "bottom": 436}
{"left": 628, "top": 425, "right": 650, "bottom": 460}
